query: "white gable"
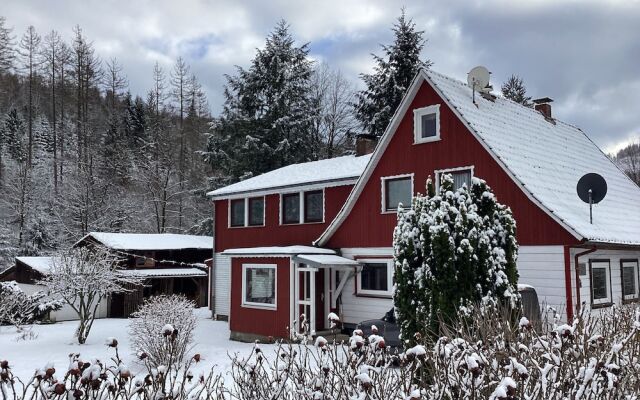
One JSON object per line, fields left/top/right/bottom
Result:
{"left": 207, "top": 154, "right": 371, "bottom": 199}
{"left": 318, "top": 69, "right": 640, "bottom": 246}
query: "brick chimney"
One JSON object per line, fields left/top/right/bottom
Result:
{"left": 355, "top": 134, "right": 378, "bottom": 156}
{"left": 533, "top": 97, "right": 553, "bottom": 120}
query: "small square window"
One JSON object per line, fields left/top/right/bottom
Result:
{"left": 230, "top": 199, "right": 245, "bottom": 227}
{"left": 248, "top": 197, "right": 264, "bottom": 226}
{"left": 384, "top": 177, "right": 412, "bottom": 212}
{"left": 282, "top": 193, "right": 300, "bottom": 224}
{"left": 414, "top": 105, "right": 440, "bottom": 144}
{"left": 304, "top": 191, "right": 323, "bottom": 223}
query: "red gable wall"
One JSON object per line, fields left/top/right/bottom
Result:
{"left": 215, "top": 185, "right": 353, "bottom": 252}
{"left": 326, "top": 80, "right": 580, "bottom": 249}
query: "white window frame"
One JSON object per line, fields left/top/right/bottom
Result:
{"left": 413, "top": 104, "right": 441, "bottom": 144}
{"left": 228, "top": 196, "right": 266, "bottom": 228}
{"left": 241, "top": 264, "right": 277, "bottom": 310}
{"left": 435, "top": 166, "right": 475, "bottom": 192}
{"left": 356, "top": 259, "right": 394, "bottom": 297}
{"left": 590, "top": 260, "right": 612, "bottom": 306}
{"left": 380, "top": 174, "right": 414, "bottom": 214}
{"left": 279, "top": 188, "right": 325, "bottom": 225}
{"left": 621, "top": 260, "right": 639, "bottom": 301}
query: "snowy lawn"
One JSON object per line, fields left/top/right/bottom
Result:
{"left": 0, "top": 308, "right": 267, "bottom": 380}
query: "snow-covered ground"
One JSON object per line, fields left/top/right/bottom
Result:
{"left": 0, "top": 308, "right": 266, "bottom": 380}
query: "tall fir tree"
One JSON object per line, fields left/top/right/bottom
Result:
{"left": 0, "top": 16, "right": 14, "bottom": 73}
{"left": 501, "top": 74, "right": 532, "bottom": 106}
{"left": 355, "top": 10, "right": 431, "bottom": 137}
{"left": 393, "top": 175, "right": 520, "bottom": 342}
{"left": 203, "top": 20, "right": 316, "bottom": 183}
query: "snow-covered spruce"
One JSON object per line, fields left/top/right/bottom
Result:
{"left": 393, "top": 174, "right": 520, "bottom": 342}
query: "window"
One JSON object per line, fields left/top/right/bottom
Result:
{"left": 357, "top": 259, "right": 394, "bottom": 296}
{"left": 436, "top": 167, "right": 474, "bottom": 191}
{"left": 248, "top": 197, "right": 265, "bottom": 226}
{"left": 382, "top": 175, "right": 413, "bottom": 212}
{"left": 304, "top": 191, "right": 323, "bottom": 223}
{"left": 590, "top": 260, "right": 611, "bottom": 306}
{"left": 242, "top": 264, "right": 276, "bottom": 309}
{"left": 413, "top": 104, "right": 440, "bottom": 144}
{"left": 229, "top": 197, "right": 265, "bottom": 227}
{"left": 230, "top": 199, "right": 245, "bottom": 227}
{"left": 135, "top": 252, "right": 155, "bottom": 267}
{"left": 621, "top": 260, "right": 639, "bottom": 301}
{"left": 280, "top": 190, "right": 325, "bottom": 224}
{"left": 282, "top": 193, "right": 300, "bottom": 224}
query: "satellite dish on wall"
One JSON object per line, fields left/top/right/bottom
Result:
{"left": 576, "top": 173, "right": 607, "bottom": 224}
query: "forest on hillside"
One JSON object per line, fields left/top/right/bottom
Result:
{"left": 0, "top": 12, "right": 430, "bottom": 268}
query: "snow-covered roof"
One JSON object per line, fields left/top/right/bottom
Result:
{"left": 78, "top": 232, "right": 213, "bottom": 251}
{"left": 15, "top": 256, "right": 57, "bottom": 275}
{"left": 222, "top": 246, "right": 336, "bottom": 256}
{"left": 118, "top": 268, "right": 207, "bottom": 278}
{"left": 207, "top": 154, "right": 371, "bottom": 199}
{"left": 318, "top": 68, "right": 640, "bottom": 246}
{"left": 293, "top": 254, "right": 360, "bottom": 267}
{"left": 424, "top": 69, "right": 640, "bottom": 245}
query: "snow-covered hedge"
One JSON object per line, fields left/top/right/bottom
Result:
{"left": 2, "top": 304, "right": 640, "bottom": 399}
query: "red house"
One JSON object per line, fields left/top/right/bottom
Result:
{"left": 208, "top": 68, "right": 640, "bottom": 341}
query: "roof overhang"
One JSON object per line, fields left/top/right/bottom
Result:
{"left": 118, "top": 267, "right": 207, "bottom": 278}
{"left": 292, "top": 254, "right": 360, "bottom": 269}
{"left": 208, "top": 177, "right": 359, "bottom": 200}
{"left": 222, "top": 246, "right": 336, "bottom": 257}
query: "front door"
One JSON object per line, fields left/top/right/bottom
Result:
{"left": 294, "top": 265, "right": 317, "bottom": 336}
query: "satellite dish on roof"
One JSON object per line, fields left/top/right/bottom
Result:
{"left": 467, "top": 66, "right": 491, "bottom": 105}
{"left": 577, "top": 173, "right": 607, "bottom": 224}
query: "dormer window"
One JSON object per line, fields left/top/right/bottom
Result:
{"left": 413, "top": 104, "right": 440, "bottom": 144}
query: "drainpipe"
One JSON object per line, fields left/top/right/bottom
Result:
{"left": 574, "top": 246, "right": 597, "bottom": 318}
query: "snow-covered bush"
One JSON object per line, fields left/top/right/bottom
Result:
{"left": 394, "top": 174, "right": 520, "bottom": 341}
{"left": 38, "top": 246, "right": 144, "bottom": 344}
{"left": 129, "top": 295, "right": 197, "bottom": 368}
{"left": 0, "top": 281, "right": 61, "bottom": 337}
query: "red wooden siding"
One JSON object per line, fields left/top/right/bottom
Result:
{"left": 326, "top": 81, "right": 580, "bottom": 249}
{"left": 215, "top": 185, "right": 353, "bottom": 252}
{"left": 229, "top": 257, "right": 291, "bottom": 338}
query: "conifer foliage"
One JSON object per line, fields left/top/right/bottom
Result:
{"left": 355, "top": 10, "right": 432, "bottom": 137}
{"left": 501, "top": 74, "right": 532, "bottom": 106}
{"left": 393, "top": 175, "right": 520, "bottom": 341}
{"left": 203, "top": 20, "right": 317, "bottom": 184}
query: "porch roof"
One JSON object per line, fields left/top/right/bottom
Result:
{"left": 118, "top": 267, "right": 207, "bottom": 278}
{"left": 293, "top": 254, "right": 360, "bottom": 268}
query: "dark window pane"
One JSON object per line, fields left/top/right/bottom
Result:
{"left": 245, "top": 267, "right": 275, "bottom": 305}
{"left": 361, "top": 263, "right": 388, "bottom": 292}
{"left": 248, "top": 198, "right": 264, "bottom": 226}
{"left": 591, "top": 267, "right": 608, "bottom": 300}
{"left": 304, "top": 191, "right": 323, "bottom": 222}
{"left": 622, "top": 265, "right": 637, "bottom": 297}
{"left": 385, "top": 178, "right": 412, "bottom": 211}
{"left": 282, "top": 193, "right": 300, "bottom": 224}
{"left": 230, "top": 199, "right": 245, "bottom": 227}
{"left": 421, "top": 113, "right": 437, "bottom": 138}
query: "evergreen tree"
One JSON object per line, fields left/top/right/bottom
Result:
{"left": 1, "top": 109, "right": 27, "bottom": 161}
{"left": 0, "top": 16, "right": 14, "bottom": 74}
{"left": 394, "top": 175, "right": 520, "bottom": 342}
{"left": 355, "top": 10, "right": 431, "bottom": 137}
{"left": 203, "top": 20, "right": 316, "bottom": 182}
{"left": 501, "top": 74, "right": 532, "bottom": 106}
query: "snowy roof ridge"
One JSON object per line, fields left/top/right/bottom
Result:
{"left": 207, "top": 154, "right": 372, "bottom": 198}
{"left": 16, "top": 256, "right": 57, "bottom": 274}
{"left": 424, "top": 68, "right": 640, "bottom": 245}
{"left": 79, "top": 232, "right": 213, "bottom": 251}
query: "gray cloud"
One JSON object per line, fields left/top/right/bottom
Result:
{"left": 3, "top": 0, "right": 639, "bottom": 151}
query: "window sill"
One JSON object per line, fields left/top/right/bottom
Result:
{"left": 228, "top": 225, "right": 266, "bottom": 229}
{"left": 355, "top": 292, "right": 393, "bottom": 299}
{"left": 241, "top": 303, "right": 277, "bottom": 311}
{"left": 413, "top": 136, "right": 441, "bottom": 145}
{"left": 280, "top": 221, "right": 325, "bottom": 226}
{"left": 591, "top": 302, "right": 613, "bottom": 309}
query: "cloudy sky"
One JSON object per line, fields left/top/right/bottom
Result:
{"left": 3, "top": 0, "right": 639, "bottom": 152}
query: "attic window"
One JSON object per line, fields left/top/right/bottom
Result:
{"left": 413, "top": 104, "right": 441, "bottom": 144}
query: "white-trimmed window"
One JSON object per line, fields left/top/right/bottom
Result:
{"left": 590, "top": 260, "right": 612, "bottom": 306}
{"left": 357, "top": 259, "right": 394, "bottom": 297}
{"left": 242, "top": 264, "right": 277, "bottom": 309}
{"left": 381, "top": 174, "right": 413, "bottom": 213}
{"left": 436, "top": 167, "right": 474, "bottom": 191}
{"left": 281, "top": 189, "right": 325, "bottom": 224}
{"left": 229, "top": 197, "right": 265, "bottom": 227}
{"left": 621, "top": 260, "right": 639, "bottom": 301}
{"left": 413, "top": 104, "right": 440, "bottom": 144}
